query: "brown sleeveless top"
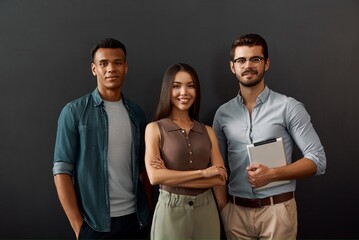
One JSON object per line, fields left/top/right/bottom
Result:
{"left": 157, "top": 118, "right": 212, "bottom": 196}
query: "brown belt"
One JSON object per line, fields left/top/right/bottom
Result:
{"left": 229, "top": 192, "right": 294, "bottom": 208}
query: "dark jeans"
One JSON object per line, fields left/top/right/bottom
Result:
{"left": 79, "top": 213, "right": 150, "bottom": 239}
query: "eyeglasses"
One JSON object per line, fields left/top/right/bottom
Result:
{"left": 232, "top": 56, "right": 265, "bottom": 67}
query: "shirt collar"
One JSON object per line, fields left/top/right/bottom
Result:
{"left": 92, "top": 88, "right": 103, "bottom": 106}
{"left": 257, "top": 85, "right": 270, "bottom": 104}
{"left": 92, "top": 88, "right": 127, "bottom": 107}
{"left": 162, "top": 118, "right": 204, "bottom": 134}
{"left": 237, "top": 85, "right": 270, "bottom": 105}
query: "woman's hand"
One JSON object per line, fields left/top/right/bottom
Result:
{"left": 202, "top": 165, "right": 227, "bottom": 180}
{"left": 150, "top": 155, "right": 167, "bottom": 169}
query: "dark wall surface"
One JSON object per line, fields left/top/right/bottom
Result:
{"left": 0, "top": 0, "right": 358, "bottom": 239}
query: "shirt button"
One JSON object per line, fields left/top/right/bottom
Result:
{"left": 181, "top": 129, "right": 185, "bottom": 133}
{"left": 189, "top": 201, "right": 194, "bottom": 206}
{"left": 189, "top": 160, "right": 193, "bottom": 163}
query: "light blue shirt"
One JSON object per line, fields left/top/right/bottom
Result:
{"left": 213, "top": 86, "right": 326, "bottom": 199}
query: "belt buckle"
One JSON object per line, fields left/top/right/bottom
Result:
{"left": 257, "top": 198, "right": 262, "bottom": 208}
{"left": 246, "top": 198, "right": 262, "bottom": 208}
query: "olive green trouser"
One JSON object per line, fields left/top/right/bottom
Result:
{"left": 151, "top": 189, "right": 220, "bottom": 240}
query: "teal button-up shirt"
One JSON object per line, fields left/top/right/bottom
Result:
{"left": 53, "top": 88, "right": 150, "bottom": 232}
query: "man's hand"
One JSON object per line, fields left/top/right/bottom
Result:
{"left": 246, "top": 163, "right": 273, "bottom": 188}
{"left": 74, "top": 219, "right": 83, "bottom": 239}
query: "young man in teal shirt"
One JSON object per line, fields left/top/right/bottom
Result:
{"left": 53, "top": 38, "right": 151, "bottom": 239}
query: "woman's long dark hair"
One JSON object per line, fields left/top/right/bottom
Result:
{"left": 154, "top": 63, "right": 201, "bottom": 121}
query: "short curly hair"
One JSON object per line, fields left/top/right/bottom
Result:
{"left": 230, "top": 33, "right": 268, "bottom": 61}
{"left": 91, "top": 38, "right": 127, "bottom": 61}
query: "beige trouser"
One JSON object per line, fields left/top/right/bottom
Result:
{"left": 151, "top": 189, "right": 220, "bottom": 240}
{"left": 221, "top": 198, "right": 297, "bottom": 240}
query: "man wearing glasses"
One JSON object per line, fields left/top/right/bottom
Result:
{"left": 213, "top": 33, "right": 326, "bottom": 239}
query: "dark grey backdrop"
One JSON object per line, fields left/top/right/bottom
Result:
{"left": 1, "top": 0, "right": 358, "bottom": 239}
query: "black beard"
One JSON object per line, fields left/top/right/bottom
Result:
{"left": 240, "top": 78, "right": 262, "bottom": 87}
{"left": 238, "top": 70, "right": 265, "bottom": 87}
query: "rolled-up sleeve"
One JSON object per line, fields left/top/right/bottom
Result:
{"left": 53, "top": 104, "right": 79, "bottom": 176}
{"left": 287, "top": 99, "right": 327, "bottom": 175}
{"left": 53, "top": 161, "right": 75, "bottom": 176}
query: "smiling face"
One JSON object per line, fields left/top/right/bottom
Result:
{"left": 91, "top": 48, "right": 128, "bottom": 100}
{"left": 230, "top": 45, "right": 270, "bottom": 88}
{"left": 170, "top": 71, "right": 196, "bottom": 113}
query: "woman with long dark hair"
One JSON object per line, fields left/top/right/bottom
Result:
{"left": 145, "top": 63, "right": 227, "bottom": 239}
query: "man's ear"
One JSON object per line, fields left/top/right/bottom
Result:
{"left": 124, "top": 62, "right": 128, "bottom": 74}
{"left": 264, "top": 58, "right": 270, "bottom": 71}
{"left": 91, "top": 63, "right": 97, "bottom": 76}
{"left": 229, "top": 61, "right": 236, "bottom": 74}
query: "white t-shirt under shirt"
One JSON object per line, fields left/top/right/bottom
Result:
{"left": 104, "top": 99, "right": 135, "bottom": 217}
